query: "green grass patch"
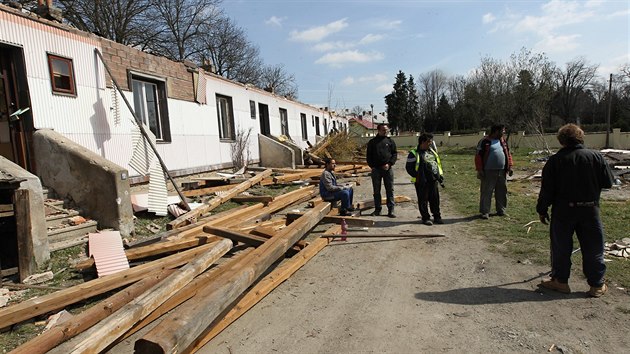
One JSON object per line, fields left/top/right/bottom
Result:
{"left": 440, "top": 147, "right": 630, "bottom": 289}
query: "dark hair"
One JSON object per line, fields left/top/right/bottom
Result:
{"left": 418, "top": 133, "right": 434, "bottom": 144}
{"left": 557, "top": 124, "right": 584, "bottom": 146}
{"left": 489, "top": 124, "right": 505, "bottom": 135}
{"left": 323, "top": 157, "right": 333, "bottom": 165}
{"left": 377, "top": 123, "right": 388, "bottom": 130}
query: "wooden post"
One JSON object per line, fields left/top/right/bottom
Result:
{"left": 134, "top": 202, "right": 332, "bottom": 354}
{"left": 14, "top": 189, "right": 35, "bottom": 282}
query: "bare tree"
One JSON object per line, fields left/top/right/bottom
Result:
{"left": 230, "top": 126, "right": 252, "bottom": 172}
{"left": 351, "top": 105, "right": 365, "bottom": 116}
{"left": 56, "top": 0, "right": 155, "bottom": 48}
{"left": 147, "top": 0, "right": 223, "bottom": 61}
{"left": 554, "top": 57, "right": 599, "bottom": 123}
{"left": 198, "top": 16, "right": 263, "bottom": 84}
{"left": 418, "top": 69, "right": 448, "bottom": 130}
{"left": 258, "top": 64, "right": 298, "bottom": 99}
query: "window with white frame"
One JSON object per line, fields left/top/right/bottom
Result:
{"left": 216, "top": 94, "right": 235, "bottom": 140}
{"left": 131, "top": 74, "right": 171, "bottom": 142}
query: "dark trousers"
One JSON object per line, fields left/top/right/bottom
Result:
{"left": 371, "top": 167, "right": 394, "bottom": 212}
{"left": 549, "top": 204, "right": 606, "bottom": 287}
{"left": 415, "top": 181, "right": 441, "bottom": 220}
{"left": 328, "top": 188, "right": 353, "bottom": 211}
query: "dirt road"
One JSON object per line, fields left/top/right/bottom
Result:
{"left": 199, "top": 161, "right": 630, "bottom": 354}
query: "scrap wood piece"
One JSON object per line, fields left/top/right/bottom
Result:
{"left": 0, "top": 241, "right": 222, "bottom": 329}
{"left": 187, "top": 224, "right": 340, "bottom": 351}
{"left": 168, "top": 169, "right": 273, "bottom": 230}
{"left": 75, "top": 235, "right": 220, "bottom": 271}
{"left": 88, "top": 231, "right": 130, "bottom": 277}
{"left": 181, "top": 183, "right": 236, "bottom": 198}
{"left": 69, "top": 238, "right": 233, "bottom": 354}
{"left": 249, "top": 225, "right": 307, "bottom": 249}
{"left": 355, "top": 195, "right": 412, "bottom": 210}
{"left": 310, "top": 138, "right": 332, "bottom": 156}
{"left": 285, "top": 212, "right": 375, "bottom": 227}
{"left": 11, "top": 269, "right": 176, "bottom": 354}
{"left": 135, "top": 202, "right": 332, "bottom": 354}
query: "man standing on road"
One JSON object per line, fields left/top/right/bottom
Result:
{"left": 366, "top": 123, "right": 397, "bottom": 218}
{"left": 475, "top": 124, "right": 513, "bottom": 219}
{"left": 536, "top": 124, "right": 614, "bottom": 297}
{"left": 406, "top": 133, "right": 444, "bottom": 225}
{"left": 319, "top": 158, "right": 355, "bottom": 216}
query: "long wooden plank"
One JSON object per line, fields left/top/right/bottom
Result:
{"left": 9, "top": 269, "right": 176, "bottom": 354}
{"left": 323, "top": 233, "right": 446, "bottom": 238}
{"left": 355, "top": 195, "right": 412, "bottom": 210}
{"left": 230, "top": 195, "right": 274, "bottom": 203}
{"left": 120, "top": 248, "right": 255, "bottom": 341}
{"left": 14, "top": 189, "right": 36, "bottom": 282}
{"left": 181, "top": 184, "right": 237, "bottom": 197}
{"left": 134, "top": 202, "right": 332, "bottom": 354}
{"left": 0, "top": 241, "right": 223, "bottom": 329}
{"left": 69, "top": 238, "right": 233, "bottom": 353}
{"left": 186, "top": 225, "right": 341, "bottom": 352}
{"left": 168, "top": 169, "right": 273, "bottom": 230}
{"left": 74, "top": 235, "right": 220, "bottom": 271}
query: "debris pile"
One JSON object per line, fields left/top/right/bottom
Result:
{"left": 605, "top": 238, "right": 630, "bottom": 258}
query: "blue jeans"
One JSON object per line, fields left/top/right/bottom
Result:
{"left": 371, "top": 167, "right": 394, "bottom": 212}
{"left": 327, "top": 188, "right": 354, "bottom": 210}
{"left": 549, "top": 204, "right": 606, "bottom": 287}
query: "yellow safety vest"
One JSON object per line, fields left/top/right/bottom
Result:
{"left": 410, "top": 148, "right": 443, "bottom": 183}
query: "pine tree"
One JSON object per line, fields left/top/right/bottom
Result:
{"left": 385, "top": 71, "right": 408, "bottom": 133}
{"left": 406, "top": 75, "right": 422, "bottom": 131}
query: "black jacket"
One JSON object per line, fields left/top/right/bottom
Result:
{"left": 366, "top": 135, "right": 397, "bottom": 169}
{"left": 536, "top": 144, "right": 614, "bottom": 214}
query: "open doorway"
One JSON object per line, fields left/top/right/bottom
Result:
{"left": 258, "top": 103, "right": 270, "bottom": 136}
{"left": 0, "top": 44, "right": 33, "bottom": 171}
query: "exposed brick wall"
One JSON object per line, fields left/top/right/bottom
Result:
{"left": 100, "top": 39, "right": 195, "bottom": 102}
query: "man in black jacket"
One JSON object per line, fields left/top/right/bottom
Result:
{"left": 536, "top": 124, "right": 614, "bottom": 297}
{"left": 366, "top": 123, "right": 397, "bottom": 217}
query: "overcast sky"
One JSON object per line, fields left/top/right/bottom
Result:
{"left": 222, "top": 0, "right": 629, "bottom": 113}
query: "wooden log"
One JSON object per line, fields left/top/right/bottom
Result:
{"left": 74, "top": 235, "right": 221, "bottom": 271}
{"left": 203, "top": 226, "right": 302, "bottom": 254}
{"left": 134, "top": 202, "right": 332, "bottom": 354}
{"left": 121, "top": 248, "right": 255, "bottom": 341}
{"left": 168, "top": 169, "right": 273, "bottom": 230}
{"left": 355, "top": 195, "right": 412, "bottom": 210}
{"left": 0, "top": 241, "right": 223, "bottom": 329}
{"left": 237, "top": 218, "right": 287, "bottom": 233}
{"left": 285, "top": 212, "right": 375, "bottom": 227}
{"left": 186, "top": 225, "right": 340, "bottom": 352}
{"left": 69, "top": 239, "right": 233, "bottom": 353}
{"left": 14, "top": 189, "right": 36, "bottom": 282}
{"left": 10, "top": 269, "right": 176, "bottom": 354}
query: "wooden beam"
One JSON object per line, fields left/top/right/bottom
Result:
{"left": 14, "top": 189, "right": 36, "bottom": 282}
{"left": 0, "top": 241, "right": 224, "bottom": 329}
{"left": 186, "top": 225, "right": 340, "bottom": 352}
{"left": 355, "top": 195, "right": 412, "bottom": 210}
{"left": 68, "top": 239, "right": 233, "bottom": 353}
{"left": 11, "top": 269, "right": 176, "bottom": 354}
{"left": 74, "top": 235, "right": 221, "bottom": 271}
{"left": 322, "top": 233, "right": 446, "bottom": 238}
{"left": 203, "top": 226, "right": 302, "bottom": 253}
{"left": 168, "top": 169, "right": 273, "bottom": 230}
{"left": 285, "top": 212, "right": 375, "bottom": 227}
{"left": 135, "top": 202, "right": 332, "bottom": 354}
{"left": 181, "top": 184, "right": 236, "bottom": 197}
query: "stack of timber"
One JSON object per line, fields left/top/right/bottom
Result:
{"left": 2, "top": 184, "right": 376, "bottom": 353}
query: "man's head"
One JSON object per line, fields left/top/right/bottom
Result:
{"left": 418, "top": 133, "right": 434, "bottom": 150}
{"left": 489, "top": 124, "right": 506, "bottom": 139}
{"left": 323, "top": 157, "right": 336, "bottom": 171}
{"left": 557, "top": 123, "right": 584, "bottom": 147}
{"left": 377, "top": 123, "right": 389, "bottom": 136}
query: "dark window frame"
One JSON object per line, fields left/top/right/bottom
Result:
{"left": 300, "top": 113, "right": 308, "bottom": 141}
{"left": 47, "top": 53, "right": 76, "bottom": 96}
{"left": 249, "top": 100, "right": 256, "bottom": 119}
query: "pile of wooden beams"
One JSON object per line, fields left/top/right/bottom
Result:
{"left": 1, "top": 181, "right": 390, "bottom": 353}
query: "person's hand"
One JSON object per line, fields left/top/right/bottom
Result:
{"left": 382, "top": 163, "right": 390, "bottom": 171}
{"left": 438, "top": 175, "right": 444, "bottom": 184}
{"left": 539, "top": 213, "right": 550, "bottom": 225}
{"left": 508, "top": 169, "right": 514, "bottom": 177}
{"left": 476, "top": 171, "right": 484, "bottom": 179}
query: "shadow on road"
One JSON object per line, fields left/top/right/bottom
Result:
{"left": 415, "top": 282, "right": 589, "bottom": 304}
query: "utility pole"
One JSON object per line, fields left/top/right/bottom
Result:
{"left": 370, "top": 103, "right": 374, "bottom": 136}
{"left": 605, "top": 73, "right": 612, "bottom": 148}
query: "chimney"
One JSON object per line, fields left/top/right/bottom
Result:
{"left": 37, "top": 0, "right": 63, "bottom": 22}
